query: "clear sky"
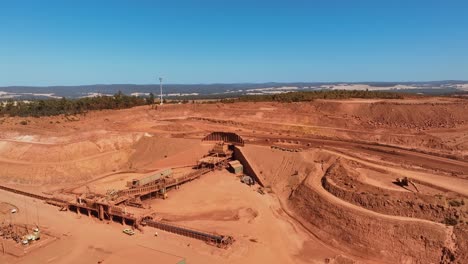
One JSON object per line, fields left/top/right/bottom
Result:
{"left": 1, "top": 0, "right": 467, "bottom": 86}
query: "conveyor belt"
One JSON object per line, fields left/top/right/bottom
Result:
{"left": 0, "top": 185, "right": 50, "bottom": 201}
{"left": 115, "top": 168, "right": 211, "bottom": 203}
{"left": 144, "top": 219, "right": 233, "bottom": 247}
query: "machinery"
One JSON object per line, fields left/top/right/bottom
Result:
{"left": 23, "top": 229, "right": 40, "bottom": 244}
{"left": 241, "top": 175, "right": 255, "bottom": 186}
{"left": 210, "top": 142, "right": 231, "bottom": 156}
{"left": 127, "top": 169, "right": 173, "bottom": 188}
{"left": 396, "top": 177, "right": 419, "bottom": 192}
{"left": 122, "top": 228, "right": 135, "bottom": 236}
{"left": 0, "top": 224, "right": 40, "bottom": 246}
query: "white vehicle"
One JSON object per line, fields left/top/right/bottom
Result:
{"left": 122, "top": 228, "right": 135, "bottom": 236}
{"left": 10, "top": 208, "right": 17, "bottom": 214}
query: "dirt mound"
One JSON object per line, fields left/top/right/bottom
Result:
{"left": 0, "top": 133, "right": 141, "bottom": 163}
{"left": 0, "top": 132, "right": 142, "bottom": 184}
{"left": 163, "top": 99, "right": 468, "bottom": 156}
{"left": 0, "top": 151, "right": 130, "bottom": 184}
{"left": 0, "top": 132, "right": 209, "bottom": 184}
{"left": 362, "top": 102, "right": 468, "bottom": 130}
{"left": 128, "top": 136, "right": 209, "bottom": 169}
{"left": 299, "top": 99, "right": 468, "bottom": 130}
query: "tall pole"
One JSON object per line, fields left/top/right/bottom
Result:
{"left": 159, "top": 77, "right": 163, "bottom": 105}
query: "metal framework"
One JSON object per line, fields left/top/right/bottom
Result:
{"left": 0, "top": 175, "right": 235, "bottom": 248}
{"left": 142, "top": 218, "right": 233, "bottom": 248}
{"left": 202, "top": 132, "right": 245, "bottom": 146}
{"left": 113, "top": 168, "right": 211, "bottom": 204}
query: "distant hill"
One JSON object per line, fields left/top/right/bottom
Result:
{"left": 1, "top": 81, "right": 467, "bottom": 100}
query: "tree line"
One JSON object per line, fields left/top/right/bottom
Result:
{"left": 0, "top": 91, "right": 154, "bottom": 117}
{"left": 0, "top": 90, "right": 404, "bottom": 117}
{"left": 219, "top": 90, "right": 403, "bottom": 103}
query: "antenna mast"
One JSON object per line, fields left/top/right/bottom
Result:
{"left": 159, "top": 77, "right": 163, "bottom": 105}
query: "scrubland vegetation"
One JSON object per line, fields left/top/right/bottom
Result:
{"left": 0, "top": 90, "right": 403, "bottom": 117}
{"left": 0, "top": 91, "right": 152, "bottom": 117}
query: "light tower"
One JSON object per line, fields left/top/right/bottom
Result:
{"left": 159, "top": 77, "right": 163, "bottom": 105}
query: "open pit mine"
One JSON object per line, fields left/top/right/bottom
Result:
{"left": 0, "top": 97, "right": 467, "bottom": 264}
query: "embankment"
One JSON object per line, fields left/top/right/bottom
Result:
{"left": 233, "top": 146, "right": 264, "bottom": 187}
{"left": 289, "top": 179, "right": 451, "bottom": 263}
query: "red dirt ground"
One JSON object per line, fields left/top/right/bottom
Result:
{"left": 0, "top": 97, "right": 467, "bottom": 263}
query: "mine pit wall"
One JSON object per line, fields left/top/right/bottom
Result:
{"left": 232, "top": 146, "right": 264, "bottom": 187}
{"left": 289, "top": 182, "right": 450, "bottom": 264}
{"left": 322, "top": 175, "right": 463, "bottom": 224}
{"left": 321, "top": 167, "right": 468, "bottom": 262}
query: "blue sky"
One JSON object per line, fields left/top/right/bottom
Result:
{"left": 1, "top": 0, "right": 467, "bottom": 86}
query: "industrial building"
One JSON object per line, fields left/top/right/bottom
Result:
{"left": 228, "top": 160, "right": 243, "bottom": 175}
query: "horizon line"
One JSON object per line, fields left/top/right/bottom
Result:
{"left": 1, "top": 80, "right": 468, "bottom": 88}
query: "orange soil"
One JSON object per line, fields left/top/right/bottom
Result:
{"left": 0, "top": 97, "right": 467, "bottom": 263}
